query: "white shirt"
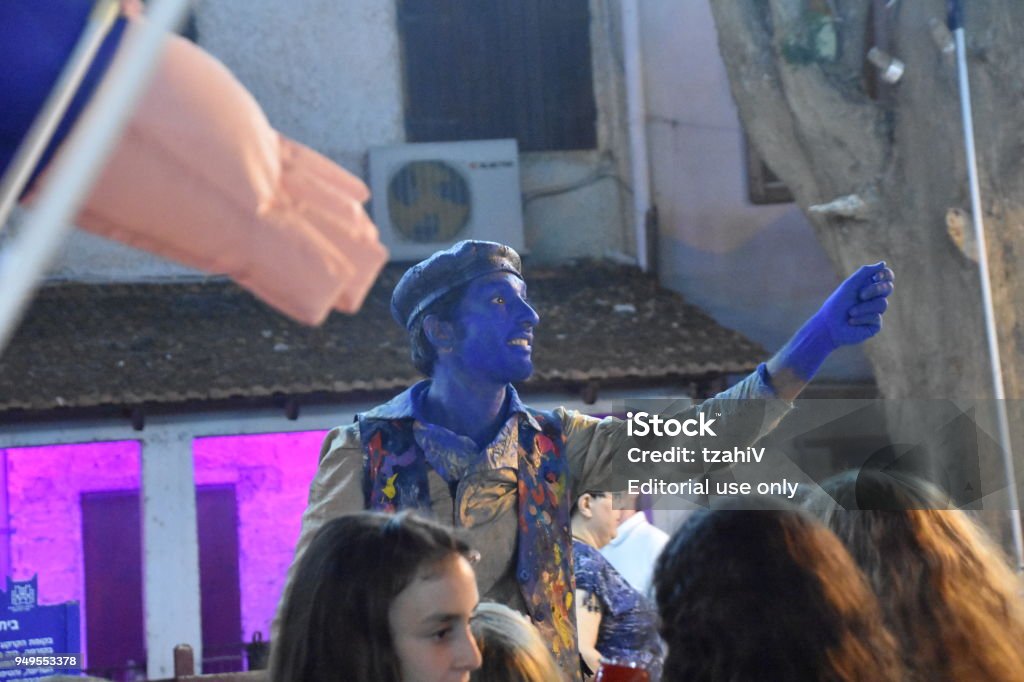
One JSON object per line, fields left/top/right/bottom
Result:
{"left": 600, "top": 512, "right": 670, "bottom": 598}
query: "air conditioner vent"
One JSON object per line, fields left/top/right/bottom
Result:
{"left": 387, "top": 160, "right": 470, "bottom": 243}
{"left": 369, "top": 139, "right": 524, "bottom": 261}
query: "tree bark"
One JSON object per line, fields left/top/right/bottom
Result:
{"left": 710, "top": 0, "right": 1024, "bottom": 400}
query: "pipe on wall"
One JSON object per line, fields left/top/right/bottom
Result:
{"left": 620, "top": 0, "right": 652, "bottom": 271}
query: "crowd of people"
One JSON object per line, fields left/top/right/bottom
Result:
{"left": 268, "top": 240, "right": 1024, "bottom": 681}
{"left": 10, "top": 3, "right": 1018, "bottom": 679}
{"left": 272, "top": 472, "right": 1024, "bottom": 681}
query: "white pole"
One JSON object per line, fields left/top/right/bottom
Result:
{"left": 0, "top": 0, "right": 191, "bottom": 356}
{"left": 621, "top": 0, "right": 652, "bottom": 271}
{"left": 952, "top": 17, "right": 1024, "bottom": 570}
{"left": 0, "top": 0, "right": 120, "bottom": 231}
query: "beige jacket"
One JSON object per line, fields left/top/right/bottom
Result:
{"left": 274, "top": 370, "right": 789, "bottom": 633}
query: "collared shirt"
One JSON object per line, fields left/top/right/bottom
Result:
{"left": 278, "top": 369, "right": 791, "bottom": 626}
{"left": 407, "top": 381, "right": 531, "bottom": 478}
{"left": 600, "top": 513, "right": 670, "bottom": 598}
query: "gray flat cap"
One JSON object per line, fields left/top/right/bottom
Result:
{"left": 391, "top": 240, "right": 523, "bottom": 329}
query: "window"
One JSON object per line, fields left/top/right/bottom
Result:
{"left": 398, "top": 0, "right": 597, "bottom": 152}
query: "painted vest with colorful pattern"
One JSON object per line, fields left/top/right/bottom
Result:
{"left": 359, "top": 408, "right": 581, "bottom": 680}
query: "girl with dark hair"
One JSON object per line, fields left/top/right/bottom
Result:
{"left": 270, "top": 511, "right": 482, "bottom": 682}
{"left": 806, "top": 470, "right": 1024, "bottom": 682}
{"left": 653, "top": 506, "right": 904, "bottom": 682}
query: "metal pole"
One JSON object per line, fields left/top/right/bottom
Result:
{"left": 949, "top": 0, "right": 1024, "bottom": 570}
{"left": 0, "top": 0, "right": 121, "bottom": 231}
{"left": 0, "top": 0, "right": 191, "bottom": 356}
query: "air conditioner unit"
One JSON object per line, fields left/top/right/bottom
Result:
{"left": 368, "top": 139, "right": 524, "bottom": 261}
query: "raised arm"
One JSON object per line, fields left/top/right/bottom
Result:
{"left": 564, "top": 263, "right": 895, "bottom": 492}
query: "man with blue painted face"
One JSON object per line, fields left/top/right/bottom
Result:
{"left": 279, "top": 240, "right": 895, "bottom": 679}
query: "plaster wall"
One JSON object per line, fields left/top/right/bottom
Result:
{"left": 4, "top": 441, "right": 140, "bottom": 665}
{"left": 43, "top": 0, "right": 632, "bottom": 280}
{"left": 2, "top": 432, "right": 323, "bottom": 659}
{"left": 639, "top": 0, "right": 871, "bottom": 380}
{"left": 191, "top": 431, "right": 324, "bottom": 642}
{"left": 5, "top": 442, "right": 140, "bottom": 607}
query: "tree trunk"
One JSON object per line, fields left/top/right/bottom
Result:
{"left": 709, "top": 0, "right": 1024, "bottom": 401}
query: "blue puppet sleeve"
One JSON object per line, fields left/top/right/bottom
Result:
{"left": 0, "top": 1, "right": 128, "bottom": 187}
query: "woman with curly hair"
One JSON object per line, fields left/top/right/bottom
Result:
{"left": 806, "top": 470, "right": 1024, "bottom": 682}
{"left": 653, "top": 503, "right": 904, "bottom": 682}
{"left": 270, "top": 511, "right": 482, "bottom": 682}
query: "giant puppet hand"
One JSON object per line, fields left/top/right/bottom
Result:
{"left": 766, "top": 263, "right": 894, "bottom": 399}
{"left": 71, "top": 20, "right": 388, "bottom": 324}
{"left": 5, "top": 4, "right": 387, "bottom": 325}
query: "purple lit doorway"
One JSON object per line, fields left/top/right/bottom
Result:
{"left": 82, "top": 486, "right": 243, "bottom": 679}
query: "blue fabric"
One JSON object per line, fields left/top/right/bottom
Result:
{"left": 0, "top": 2, "right": 128, "bottom": 186}
{"left": 574, "top": 540, "right": 664, "bottom": 681}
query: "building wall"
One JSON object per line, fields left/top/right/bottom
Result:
{"left": 5, "top": 442, "right": 140, "bottom": 607}
{"left": 4, "top": 441, "right": 141, "bottom": 663}
{"left": 638, "top": 0, "right": 871, "bottom": 380}
{"left": 192, "top": 431, "right": 323, "bottom": 642}
{"left": 195, "top": 0, "right": 405, "bottom": 179}
{"left": 45, "top": 0, "right": 633, "bottom": 279}
{"left": 2, "top": 431, "right": 324, "bottom": 659}
{"left": 44, "top": 0, "right": 873, "bottom": 379}
{"left": 24, "top": 0, "right": 873, "bottom": 384}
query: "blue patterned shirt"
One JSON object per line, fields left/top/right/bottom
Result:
{"left": 574, "top": 540, "right": 665, "bottom": 681}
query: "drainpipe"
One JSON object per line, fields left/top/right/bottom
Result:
{"left": 621, "top": 0, "right": 652, "bottom": 272}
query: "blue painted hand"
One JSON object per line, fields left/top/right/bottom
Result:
{"left": 784, "top": 262, "right": 895, "bottom": 380}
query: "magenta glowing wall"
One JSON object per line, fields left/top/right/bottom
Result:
{"left": 2, "top": 430, "right": 325, "bottom": 649}
{"left": 3, "top": 440, "right": 141, "bottom": 663}
{"left": 5, "top": 441, "right": 141, "bottom": 604}
{"left": 192, "top": 431, "right": 324, "bottom": 641}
